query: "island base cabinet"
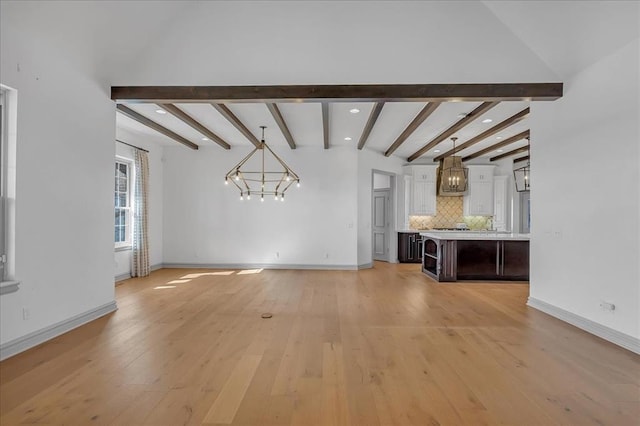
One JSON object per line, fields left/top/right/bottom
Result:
{"left": 456, "top": 241, "right": 498, "bottom": 280}
{"left": 422, "top": 238, "right": 529, "bottom": 282}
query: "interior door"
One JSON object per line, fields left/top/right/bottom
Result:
{"left": 373, "top": 189, "right": 390, "bottom": 261}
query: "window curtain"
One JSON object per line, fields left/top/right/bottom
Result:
{"left": 131, "top": 150, "right": 150, "bottom": 277}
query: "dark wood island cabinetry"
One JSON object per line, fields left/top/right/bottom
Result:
{"left": 420, "top": 232, "right": 529, "bottom": 282}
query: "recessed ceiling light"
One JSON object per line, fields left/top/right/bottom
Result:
{"left": 155, "top": 109, "right": 166, "bottom": 114}
{"left": 434, "top": 149, "right": 441, "bottom": 153}
{"left": 496, "top": 136, "right": 503, "bottom": 140}
{"left": 344, "top": 137, "right": 352, "bottom": 141}
{"left": 482, "top": 118, "right": 493, "bottom": 123}
{"left": 201, "top": 137, "right": 209, "bottom": 141}
{"left": 349, "top": 108, "right": 360, "bottom": 114}
{"left": 497, "top": 149, "right": 504, "bottom": 153}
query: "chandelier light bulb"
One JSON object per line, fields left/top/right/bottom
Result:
{"left": 281, "top": 195, "right": 285, "bottom": 202}
{"left": 261, "top": 195, "right": 264, "bottom": 202}
{"left": 240, "top": 193, "right": 244, "bottom": 201}
{"left": 274, "top": 194, "right": 279, "bottom": 201}
{"left": 247, "top": 192, "right": 251, "bottom": 200}
{"left": 224, "top": 178, "right": 228, "bottom": 185}
{"left": 296, "top": 181, "right": 300, "bottom": 188}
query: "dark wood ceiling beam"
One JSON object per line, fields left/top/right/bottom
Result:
{"left": 407, "top": 101, "right": 499, "bottom": 162}
{"left": 461, "top": 130, "right": 530, "bottom": 162}
{"left": 211, "top": 104, "right": 261, "bottom": 148}
{"left": 322, "top": 102, "right": 330, "bottom": 149}
{"left": 434, "top": 107, "right": 530, "bottom": 162}
{"left": 266, "top": 103, "right": 296, "bottom": 149}
{"left": 358, "top": 102, "right": 384, "bottom": 150}
{"left": 513, "top": 155, "right": 530, "bottom": 163}
{"left": 384, "top": 102, "right": 440, "bottom": 157}
{"left": 116, "top": 104, "right": 198, "bottom": 150}
{"left": 111, "top": 83, "right": 563, "bottom": 103}
{"left": 490, "top": 145, "right": 529, "bottom": 162}
{"left": 161, "top": 104, "right": 230, "bottom": 150}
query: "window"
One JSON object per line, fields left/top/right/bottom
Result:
{"left": 115, "top": 159, "right": 133, "bottom": 249}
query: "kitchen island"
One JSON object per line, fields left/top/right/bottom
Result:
{"left": 419, "top": 231, "right": 530, "bottom": 282}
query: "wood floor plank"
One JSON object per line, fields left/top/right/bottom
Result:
{"left": 203, "top": 354, "right": 263, "bottom": 424}
{"left": 1, "top": 263, "right": 638, "bottom": 426}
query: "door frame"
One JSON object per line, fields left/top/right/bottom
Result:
{"left": 371, "top": 170, "right": 396, "bottom": 263}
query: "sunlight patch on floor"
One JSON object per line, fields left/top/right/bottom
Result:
{"left": 153, "top": 285, "right": 177, "bottom": 290}
{"left": 237, "top": 269, "right": 263, "bottom": 275}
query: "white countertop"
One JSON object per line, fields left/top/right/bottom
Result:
{"left": 419, "top": 231, "right": 530, "bottom": 241}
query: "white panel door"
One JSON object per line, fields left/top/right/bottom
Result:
{"left": 373, "top": 189, "right": 390, "bottom": 261}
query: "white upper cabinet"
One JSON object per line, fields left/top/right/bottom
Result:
{"left": 463, "top": 165, "right": 495, "bottom": 216}
{"left": 493, "top": 175, "right": 509, "bottom": 231}
{"left": 404, "top": 165, "right": 437, "bottom": 216}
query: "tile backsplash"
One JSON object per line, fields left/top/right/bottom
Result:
{"left": 409, "top": 196, "right": 491, "bottom": 230}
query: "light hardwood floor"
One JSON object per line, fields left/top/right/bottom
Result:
{"left": 1, "top": 263, "right": 638, "bottom": 425}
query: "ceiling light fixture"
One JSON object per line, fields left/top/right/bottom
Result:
{"left": 496, "top": 136, "right": 503, "bottom": 140}
{"left": 155, "top": 109, "right": 166, "bottom": 114}
{"left": 482, "top": 118, "right": 493, "bottom": 123}
{"left": 202, "top": 137, "right": 209, "bottom": 141}
{"left": 349, "top": 108, "right": 360, "bottom": 114}
{"left": 497, "top": 149, "right": 503, "bottom": 153}
{"left": 513, "top": 137, "right": 531, "bottom": 192}
{"left": 434, "top": 149, "right": 441, "bottom": 153}
{"left": 438, "top": 137, "right": 468, "bottom": 196}
{"left": 344, "top": 137, "right": 352, "bottom": 141}
{"left": 225, "top": 126, "right": 300, "bottom": 202}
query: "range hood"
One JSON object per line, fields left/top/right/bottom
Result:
{"left": 437, "top": 157, "right": 468, "bottom": 196}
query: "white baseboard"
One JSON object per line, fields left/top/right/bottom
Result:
{"left": 0, "top": 301, "right": 118, "bottom": 361}
{"left": 527, "top": 297, "right": 640, "bottom": 355}
{"left": 358, "top": 262, "right": 374, "bottom": 269}
{"left": 162, "top": 262, "right": 359, "bottom": 271}
{"left": 114, "top": 263, "right": 163, "bottom": 282}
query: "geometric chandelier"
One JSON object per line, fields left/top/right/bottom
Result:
{"left": 225, "top": 126, "right": 300, "bottom": 202}
{"left": 513, "top": 136, "right": 530, "bottom": 192}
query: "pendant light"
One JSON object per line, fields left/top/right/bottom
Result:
{"left": 225, "top": 126, "right": 300, "bottom": 201}
{"left": 438, "top": 137, "right": 468, "bottom": 195}
{"left": 513, "top": 137, "right": 531, "bottom": 192}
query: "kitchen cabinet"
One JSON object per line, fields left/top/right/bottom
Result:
{"left": 398, "top": 232, "right": 422, "bottom": 263}
{"left": 493, "top": 175, "right": 509, "bottom": 231}
{"left": 404, "top": 165, "right": 437, "bottom": 216}
{"left": 463, "top": 165, "right": 495, "bottom": 216}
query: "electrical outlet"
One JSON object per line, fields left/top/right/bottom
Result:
{"left": 600, "top": 301, "right": 616, "bottom": 312}
{"left": 325, "top": 253, "right": 329, "bottom": 259}
{"left": 22, "top": 308, "right": 29, "bottom": 320}
{"left": 275, "top": 252, "right": 280, "bottom": 259}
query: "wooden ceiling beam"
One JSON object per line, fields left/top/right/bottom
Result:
{"left": 490, "top": 145, "right": 529, "bottom": 162}
{"left": 266, "top": 103, "right": 296, "bottom": 149}
{"left": 116, "top": 104, "right": 198, "bottom": 150}
{"left": 384, "top": 102, "right": 440, "bottom": 157}
{"left": 407, "top": 101, "right": 499, "bottom": 162}
{"left": 161, "top": 104, "right": 230, "bottom": 150}
{"left": 434, "top": 108, "right": 529, "bottom": 162}
{"left": 111, "top": 83, "right": 563, "bottom": 103}
{"left": 358, "top": 102, "right": 384, "bottom": 150}
{"left": 322, "top": 102, "right": 330, "bottom": 149}
{"left": 211, "top": 104, "right": 261, "bottom": 148}
{"left": 461, "top": 130, "right": 530, "bottom": 162}
{"left": 513, "top": 155, "right": 530, "bottom": 164}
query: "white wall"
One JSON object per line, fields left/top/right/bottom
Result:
{"left": 162, "top": 144, "right": 358, "bottom": 268}
{"left": 114, "top": 133, "right": 164, "bottom": 280}
{"left": 0, "top": 8, "right": 115, "bottom": 345}
{"left": 530, "top": 38, "right": 639, "bottom": 341}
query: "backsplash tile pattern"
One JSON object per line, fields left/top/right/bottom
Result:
{"left": 409, "top": 196, "right": 491, "bottom": 230}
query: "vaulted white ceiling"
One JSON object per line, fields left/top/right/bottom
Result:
{"left": 5, "top": 0, "right": 635, "bottom": 162}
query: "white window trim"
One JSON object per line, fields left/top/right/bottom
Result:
{"left": 115, "top": 156, "right": 134, "bottom": 251}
